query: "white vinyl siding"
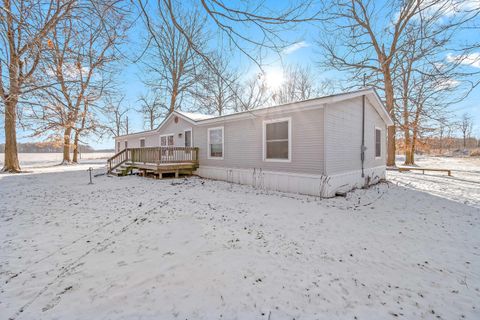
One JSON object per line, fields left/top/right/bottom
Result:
{"left": 263, "top": 118, "right": 291, "bottom": 162}
{"left": 208, "top": 127, "right": 224, "bottom": 159}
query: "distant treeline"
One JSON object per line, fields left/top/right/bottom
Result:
{"left": 0, "top": 142, "right": 112, "bottom": 153}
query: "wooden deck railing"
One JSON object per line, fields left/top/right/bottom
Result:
{"left": 107, "top": 148, "right": 128, "bottom": 173}
{"left": 107, "top": 147, "right": 199, "bottom": 173}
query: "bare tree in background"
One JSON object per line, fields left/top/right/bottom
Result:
{"left": 234, "top": 75, "right": 269, "bottom": 112}
{"left": 137, "top": 92, "right": 165, "bottom": 130}
{"left": 272, "top": 64, "right": 335, "bottom": 105}
{"left": 437, "top": 117, "right": 451, "bottom": 155}
{"left": 142, "top": 5, "right": 207, "bottom": 114}
{"left": 29, "top": 1, "right": 126, "bottom": 164}
{"left": 195, "top": 54, "right": 240, "bottom": 116}
{"left": 137, "top": 0, "right": 321, "bottom": 114}
{"left": 393, "top": 13, "right": 475, "bottom": 165}
{"left": 105, "top": 95, "right": 129, "bottom": 137}
{"left": 317, "top": 0, "right": 479, "bottom": 166}
{"left": 0, "top": 0, "right": 75, "bottom": 172}
{"left": 460, "top": 113, "right": 473, "bottom": 149}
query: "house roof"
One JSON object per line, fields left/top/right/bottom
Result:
{"left": 115, "top": 88, "right": 393, "bottom": 139}
{"left": 176, "top": 111, "right": 215, "bottom": 121}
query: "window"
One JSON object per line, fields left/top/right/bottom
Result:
{"left": 160, "top": 134, "right": 174, "bottom": 157}
{"left": 140, "top": 138, "right": 145, "bottom": 147}
{"left": 375, "top": 128, "right": 381, "bottom": 158}
{"left": 124, "top": 141, "right": 128, "bottom": 149}
{"left": 184, "top": 130, "right": 192, "bottom": 147}
{"left": 263, "top": 118, "right": 291, "bottom": 162}
{"left": 117, "top": 141, "right": 120, "bottom": 152}
{"left": 208, "top": 127, "right": 224, "bottom": 159}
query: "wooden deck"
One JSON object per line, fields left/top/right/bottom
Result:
{"left": 107, "top": 147, "right": 199, "bottom": 178}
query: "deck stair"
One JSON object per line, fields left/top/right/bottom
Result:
{"left": 107, "top": 147, "right": 199, "bottom": 178}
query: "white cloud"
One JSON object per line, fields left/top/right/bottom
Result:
{"left": 282, "top": 41, "right": 310, "bottom": 55}
{"left": 422, "top": 0, "right": 480, "bottom": 17}
{"left": 447, "top": 52, "right": 480, "bottom": 69}
{"left": 436, "top": 78, "right": 460, "bottom": 90}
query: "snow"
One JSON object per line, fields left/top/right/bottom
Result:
{"left": 0, "top": 156, "right": 479, "bottom": 319}
{"left": 0, "top": 153, "right": 113, "bottom": 169}
{"left": 176, "top": 110, "right": 215, "bottom": 121}
{"left": 389, "top": 155, "right": 480, "bottom": 209}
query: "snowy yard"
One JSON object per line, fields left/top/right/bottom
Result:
{"left": 0, "top": 156, "right": 479, "bottom": 319}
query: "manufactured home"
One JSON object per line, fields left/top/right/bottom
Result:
{"left": 109, "top": 88, "right": 394, "bottom": 197}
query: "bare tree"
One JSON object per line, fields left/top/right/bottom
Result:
{"left": 0, "top": 0, "right": 75, "bottom": 172}
{"left": 142, "top": 5, "right": 207, "bottom": 114}
{"left": 272, "top": 64, "right": 335, "bottom": 105}
{"left": 137, "top": 0, "right": 321, "bottom": 116}
{"left": 137, "top": 92, "right": 165, "bottom": 130}
{"left": 234, "top": 75, "right": 269, "bottom": 112}
{"left": 194, "top": 54, "right": 240, "bottom": 116}
{"left": 317, "top": 0, "right": 479, "bottom": 166}
{"left": 460, "top": 113, "right": 473, "bottom": 150}
{"left": 105, "top": 95, "right": 129, "bottom": 137}
{"left": 28, "top": 1, "right": 125, "bottom": 164}
{"left": 391, "top": 3, "right": 479, "bottom": 165}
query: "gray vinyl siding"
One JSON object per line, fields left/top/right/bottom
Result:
{"left": 324, "top": 96, "right": 387, "bottom": 175}
{"left": 114, "top": 116, "right": 194, "bottom": 152}
{"left": 194, "top": 108, "right": 325, "bottom": 175}
{"left": 157, "top": 116, "right": 194, "bottom": 147}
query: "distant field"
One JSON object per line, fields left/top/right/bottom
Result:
{"left": 0, "top": 152, "right": 114, "bottom": 168}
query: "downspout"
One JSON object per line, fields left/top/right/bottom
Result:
{"left": 361, "top": 95, "right": 366, "bottom": 178}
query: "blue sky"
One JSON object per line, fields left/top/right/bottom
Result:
{"left": 2, "top": 1, "right": 479, "bottom": 150}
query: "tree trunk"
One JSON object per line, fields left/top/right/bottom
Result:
{"left": 384, "top": 72, "right": 396, "bottom": 167}
{"left": 402, "top": 94, "right": 412, "bottom": 165}
{"left": 2, "top": 99, "right": 21, "bottom": 172}
{"left": 409, "top": 127, "right": 418, "bottom": 165}
{"left": 72, "top": 130, "right": 80, "bottom": 163}
{"left": 62, "top": 127, "right": 72, "bottom": 164}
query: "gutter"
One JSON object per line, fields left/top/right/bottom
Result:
{"left": 361, "top": 94, "right": 366, "bottom": 178}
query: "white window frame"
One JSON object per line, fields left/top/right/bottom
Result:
{"left": 375, "top": 127, "right": 382, "bottom": 160}
{"left": 263, "top": 117, "right": 292, "bottom": 163}
{"left": 184, "top": 128, "right": 193, "bottom": 147}
{"left": 139, "top": 137, "right": 146, "bottom": 148}
{"left": 160, "top": 133, "right": 175, "bottom": 147}
{"left": 207, "top": 126, "right": 224, "bottom": 160}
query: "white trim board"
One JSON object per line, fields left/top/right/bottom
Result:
{"left": 262, "top": 117, "right": 292, "bottom": 163}
{"left": 207, "top": 126, "right": 224, "bottom": 160}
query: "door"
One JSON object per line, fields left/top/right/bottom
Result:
{"left": 184, "top": 130, "right": 192, "bottom": 147}
{"left": 184, "top": 130, "right": 192, "bottom": 159}
{"left": 160, "top": 135, "right": 174, "bottom": 158}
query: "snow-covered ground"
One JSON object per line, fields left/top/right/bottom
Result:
{"left": 389, "top": 155, "right": 480, "bottom": 209}
{"left": 0, "top": 156, "right": 479, "bottom": 319}
{"left": 0, "top": 152, "right": 114, "bottom": 169}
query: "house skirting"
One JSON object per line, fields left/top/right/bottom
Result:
{"left": 194, "top": 165, "right": 386, "bottom": 197}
